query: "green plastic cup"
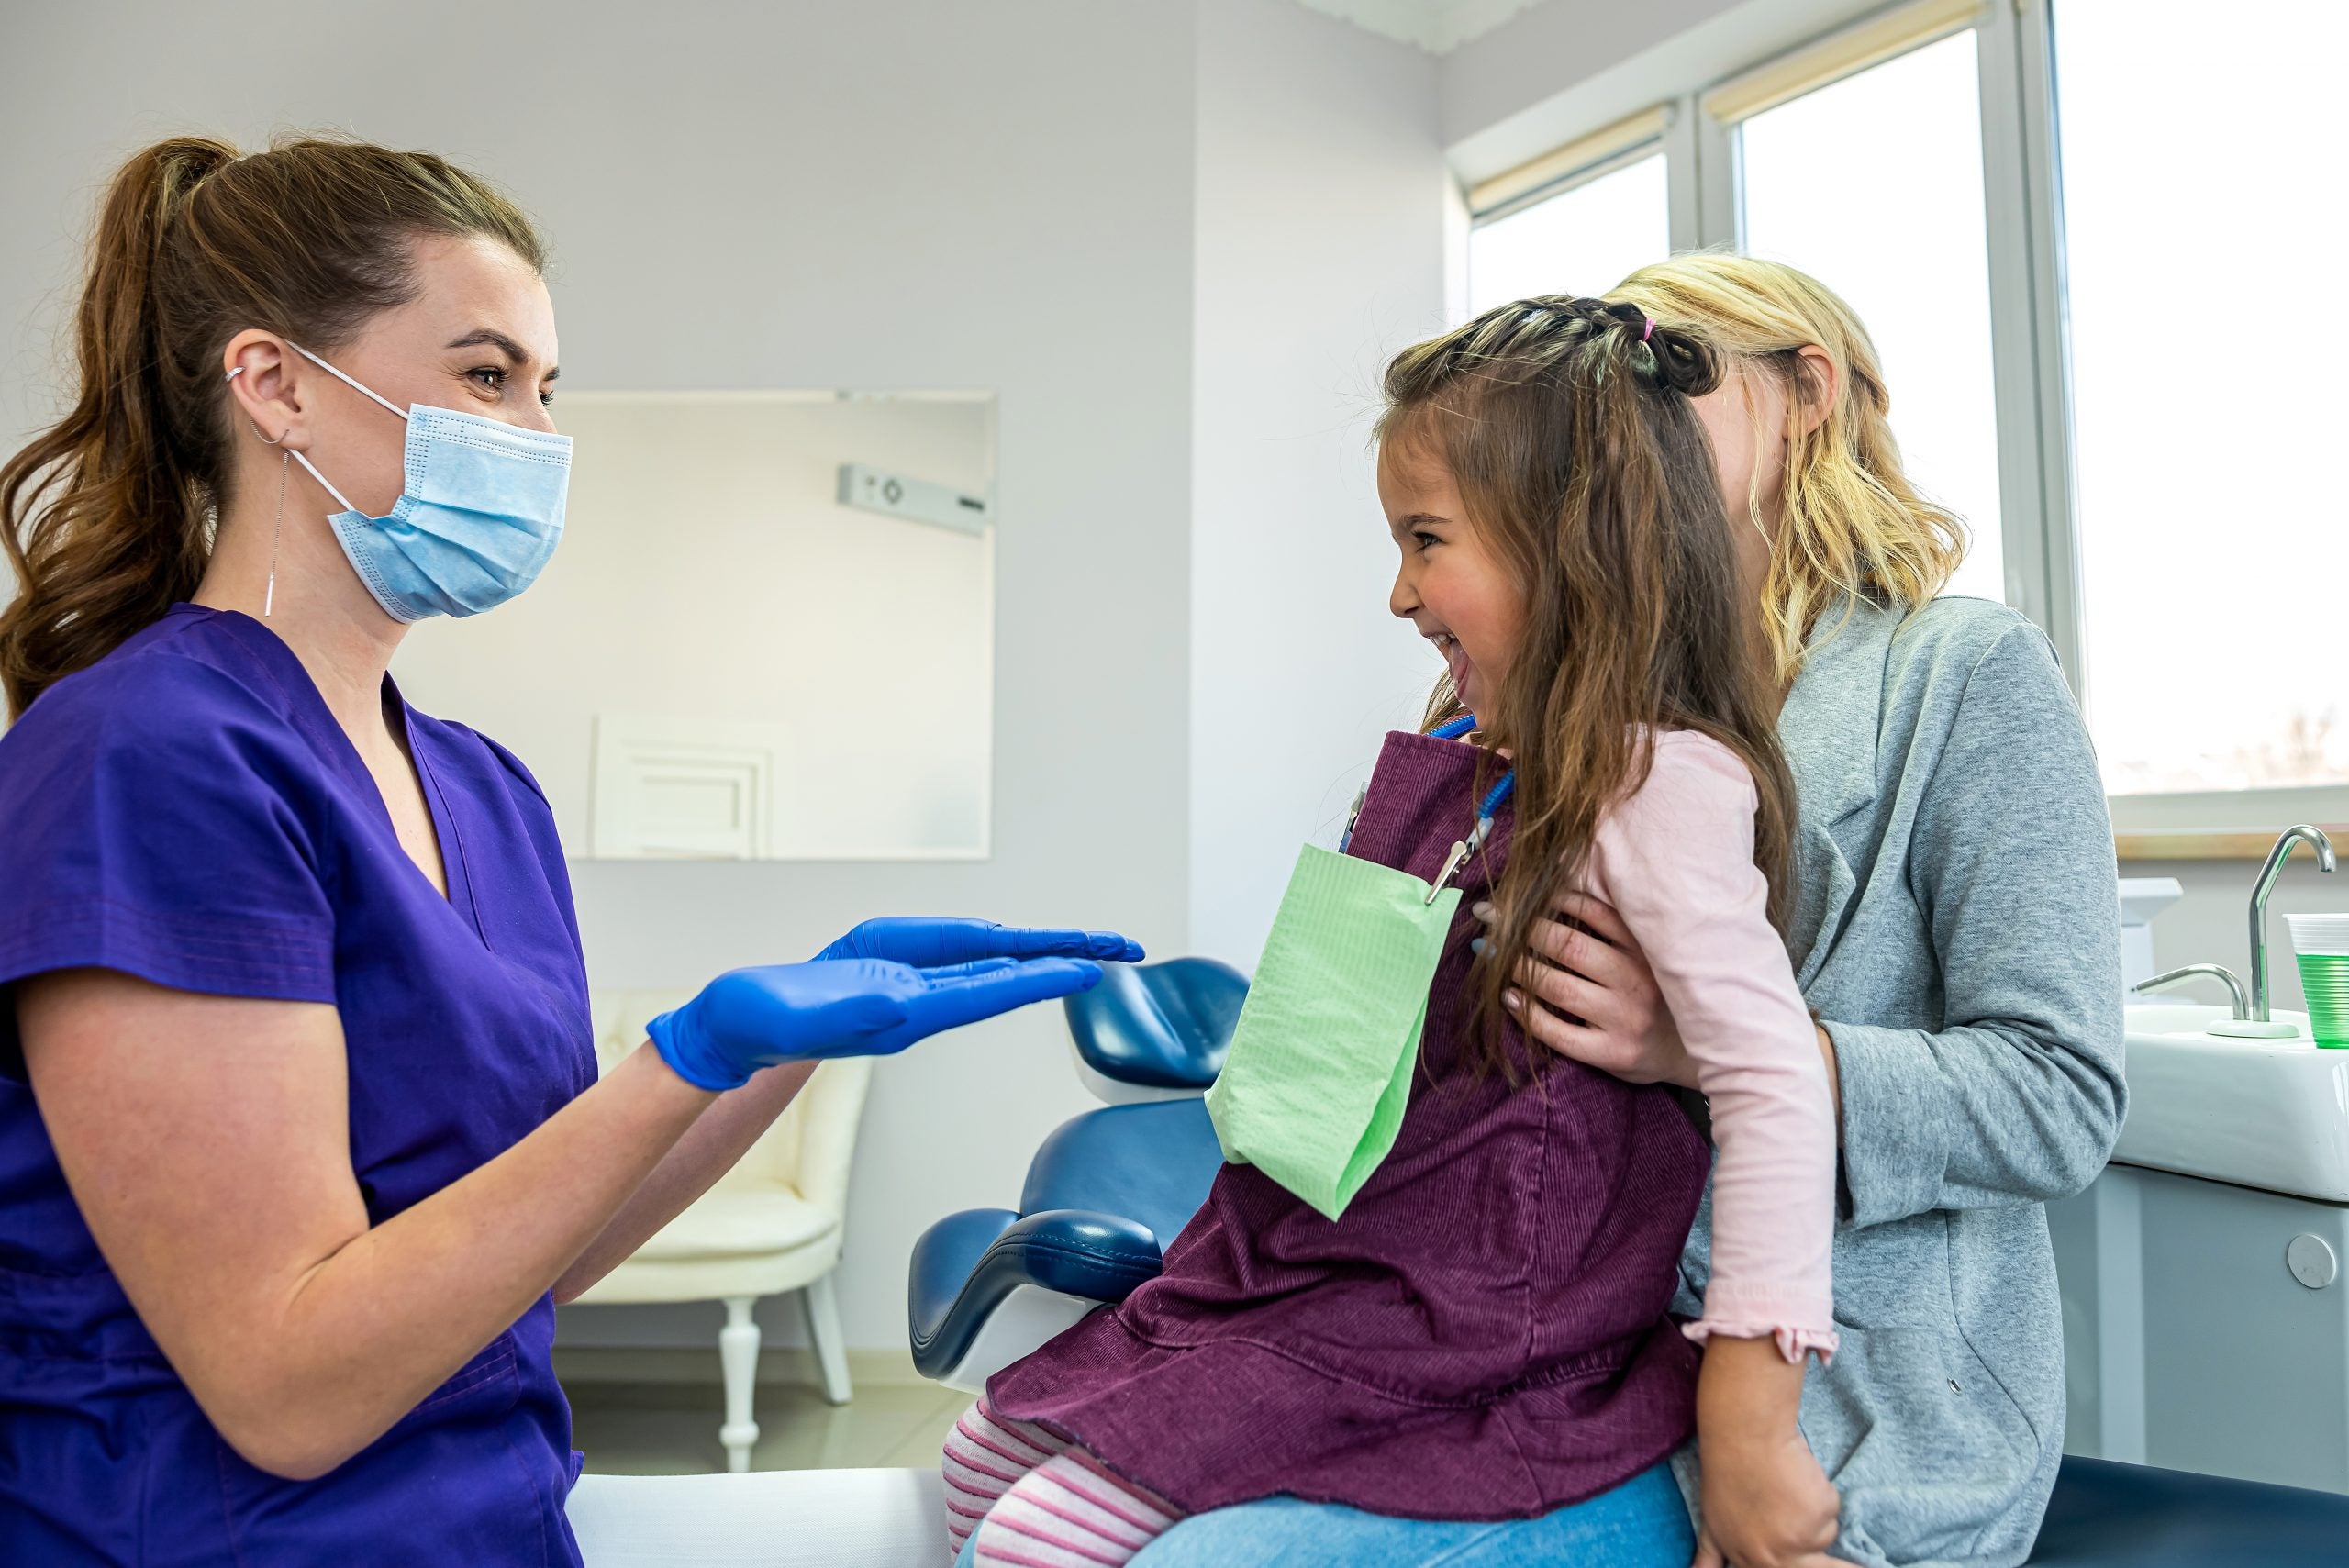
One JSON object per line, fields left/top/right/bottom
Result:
{"left": 2286, "top": 916, "right": 2349, "bottom": 1046}
{"left": 2297, "top": 953, "right": 2349, "bottom": 1047}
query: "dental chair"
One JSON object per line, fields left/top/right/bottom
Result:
{"left": 907, "top": 958, "right": 2349, "bottom": 1565}
{"left": 907, "top": 958, "right": 1241, "bottom": 1392}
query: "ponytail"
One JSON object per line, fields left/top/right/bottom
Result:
{"left": 0, "top": 138, "right": 232, "bottom": 718}
{"left": 0, "top": 133, "right": 546, "bottom": 718}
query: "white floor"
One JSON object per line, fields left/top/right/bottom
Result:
{"left": 568, "top": 1371, "right": 966, "bottom": 1476}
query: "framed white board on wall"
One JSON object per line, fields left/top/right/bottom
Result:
{"left": 392, "top": 390, "right": 996, "bottom": 862}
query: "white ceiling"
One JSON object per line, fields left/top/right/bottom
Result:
{"left": 1290, "top": 0, "right": 1550, "bottom": 55}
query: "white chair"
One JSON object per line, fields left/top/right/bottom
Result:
{"left": 573, "top": 989, "right": 874, "bottom": 1473}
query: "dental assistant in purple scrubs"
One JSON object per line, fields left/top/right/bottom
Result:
{"left": 0, "top": 134, "right": 1132, "bottom": 1566}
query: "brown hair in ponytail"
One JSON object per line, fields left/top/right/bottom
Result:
{"left": 0, "top": 133, "right": 546, "bottom": 718}
{"left": 1379, "top": 295, "right": 1798, "bottom": 1078}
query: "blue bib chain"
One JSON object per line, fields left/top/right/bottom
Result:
{"left": 1421, "top": 715, "right": 1515, "bottom": 905}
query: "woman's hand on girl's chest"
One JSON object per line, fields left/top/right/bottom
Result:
{"left": 1479, "top": 890, "right": 1697, "bottom": 1088}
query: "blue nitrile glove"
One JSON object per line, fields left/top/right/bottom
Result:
{"left": 647, "top": 956, "right": 1107, "bottom": 1092}
{"left": 815, "top": 917, "right": 1145, "bottom": 967}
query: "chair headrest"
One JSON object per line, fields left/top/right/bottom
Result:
{"left": 1062, "top": 957, "right": 1247, "bottom": 1090}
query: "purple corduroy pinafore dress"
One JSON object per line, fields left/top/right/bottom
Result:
{"left": 987, "top": 728, "right": 1712, "bottom": 1520}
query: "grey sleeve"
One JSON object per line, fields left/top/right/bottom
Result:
{"left": 1827, "top": 625, "right": 2126, "bottom": 1229}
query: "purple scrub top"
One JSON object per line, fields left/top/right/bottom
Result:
{"left": 0, "top": 605, "right": 597, "bottom": 1565}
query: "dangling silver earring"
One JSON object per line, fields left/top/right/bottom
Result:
{"left": 225, "top": 366, "right": 288, "bottom": 447}
{"left": 226, "top": 364, "right": 293, "bottom": 616}
{"left": 264, "top": 448, "right": 289, "bottom": 617}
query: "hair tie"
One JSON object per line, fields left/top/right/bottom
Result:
{"left": 1641, "top": 317, "right": 1655, "bottom": 343}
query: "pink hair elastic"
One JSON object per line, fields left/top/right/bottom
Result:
{"left": 1641, "top": 317, "right": 1655, "bottom": 342}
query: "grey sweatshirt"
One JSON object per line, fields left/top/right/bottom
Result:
{"left": 1675, "top": 594, "right": 2126, "bottom": 1568}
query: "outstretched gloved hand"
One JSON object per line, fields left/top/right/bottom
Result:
{"left": 815, "top": 917, "right": 1144, "bottom": 968}
{"left": 649, "top": 919, "right": 1143, "bottom": 1092}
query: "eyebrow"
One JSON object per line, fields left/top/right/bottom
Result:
{"left": 1391, "top": 511, "right": 1450, "bottom": 534}
{"left": 446, "top": 328, "right": 559, "bottom": 381}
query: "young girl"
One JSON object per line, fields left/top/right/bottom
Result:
{"left": 942, "top": 297, "right": 1842, "bottom": 1568}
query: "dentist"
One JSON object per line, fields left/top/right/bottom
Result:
{"left": 0, "top": 134, "right": 1131, "bottom": 1566}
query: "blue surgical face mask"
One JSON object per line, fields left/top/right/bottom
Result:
{"left": 285, "top": 342, "right": 571, "bottom": 622}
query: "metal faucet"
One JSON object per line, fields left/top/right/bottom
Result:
{"left": 2133, "top": 962, "right": 2251, "bottom": 1018}
{"left": 2249, "top": 824, "right": 2336, "bottom": 1022}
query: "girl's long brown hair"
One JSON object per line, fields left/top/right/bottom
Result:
{"left": 0, "top": 133, "right": 545, "bottom": 719}
{"left": 1379, "top": 295, "right": 1798, "bottom": 1077}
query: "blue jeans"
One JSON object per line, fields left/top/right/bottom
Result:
{"left": 952, "top": 1461, "right": 1693, "bottom": 1568}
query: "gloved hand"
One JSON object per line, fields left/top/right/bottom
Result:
{"left": 816, "top": 917, "right": 1144, "bottom": 968}
{"left": 648, "top": 955, "right": 1111, "bottom": 1093}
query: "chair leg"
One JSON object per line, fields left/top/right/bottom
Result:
{"left": 718, "top": 1296, "right": 761, "bottom": 1473}
{"left": 800, "top": 1272, "right": 853, "bottom": 1406}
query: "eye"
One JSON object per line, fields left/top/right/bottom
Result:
{"left": 1412, "top": 529, "right": 1442, "bottom": 552}
{"left": 468, "top": 365, "right": 507, "bottom": 391}
{"left": 539, "top": 386, "right": 557, "bottom": 408}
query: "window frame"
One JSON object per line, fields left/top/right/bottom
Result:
{"left": 1461, "top": 0, "right": 2327, "bottom": 842}
{"left": 1466, "top": 106, "right": 1674, "bottom": 224}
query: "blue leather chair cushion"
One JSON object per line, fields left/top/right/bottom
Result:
{"left": 1063, "top": 957, "right": 1247, "bottom": 1089}
{"left": 907, "top": 1207, "right": 1163, "bottom": 1381}
{"left": 2028, "top": 1456, "right": 2349, "bottom": 1566}
{"left": 1021, "top": 1098, "right": 1226, "bottom": 1254}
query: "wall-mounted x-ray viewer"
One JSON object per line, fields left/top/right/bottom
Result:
{"left": 838, "top": 462, "right": 993, "bottom": 536}
{"left": 391, "top": 389, "right": 996, "bottom": 862}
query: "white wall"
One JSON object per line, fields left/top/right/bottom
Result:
{"left": 1, "top": 0, "right": 1197, "bottom": 1353}
{"left": 1188, "top": 0, "right": 1452, "bottom": 968}
{"left": 392, "top": 395, "right": 996, "bottom": 862}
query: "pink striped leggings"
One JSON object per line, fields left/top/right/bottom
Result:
{"left": 941, "top": 1396, "right": 1182, "bottom": 1565}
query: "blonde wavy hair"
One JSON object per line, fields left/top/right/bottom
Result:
{"left": 1606, "top": 252, "right": 1966, "bottom": 681}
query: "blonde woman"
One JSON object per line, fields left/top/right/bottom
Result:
{"left": 1500, "top": 254, "right": 2122, "bottom": 1568}
{"left": 1135, "top": 257, "right": 2121, "bottom": 1568}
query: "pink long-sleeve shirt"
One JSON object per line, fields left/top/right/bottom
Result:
{"left": 1578, "top": 728, "right": 1839, "bottom": 1362}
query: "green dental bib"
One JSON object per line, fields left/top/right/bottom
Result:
{"left": 1204, "top": 844, "right": 1461, "bottom": 1220}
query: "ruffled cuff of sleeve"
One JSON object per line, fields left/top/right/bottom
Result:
{"left": 1680, "top": 1279, "right": 1838, "bottom": 1364}
{"left": 1681, "top": 1317, "right": 1840, "bottom": 1365}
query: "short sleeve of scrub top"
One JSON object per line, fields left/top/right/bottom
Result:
{"left": 0, "top": 638, "right": 339, "bottom": 1058}
{"left": 0, "top": 605, "right": 596, "bottom": 1567}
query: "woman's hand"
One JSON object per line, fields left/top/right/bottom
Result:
{"left": 1475, "top": 892, "right": 1696, "bottom": 1088}
{"left": 649, "top": 918, "right": 1144, "bottom": 1091}
{"left": 818, "top": 917, "right": 1145, "bottom": 967}
{"left": 649, "top": 953, "right": 1109, "bottom": 1092}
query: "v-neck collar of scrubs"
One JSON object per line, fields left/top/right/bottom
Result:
{"left": 184, "top": 605, "right": 485, "bottom": 943}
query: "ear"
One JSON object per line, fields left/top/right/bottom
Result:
{"left": 1790, "top": 345, "right": 1840, "bottom": 437}
{"left": 219, "top": 331, "right": 314, "bottom": 454}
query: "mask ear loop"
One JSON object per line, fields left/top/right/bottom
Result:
{"left": 225, "top": 365, "right": 293, "bottom": 617}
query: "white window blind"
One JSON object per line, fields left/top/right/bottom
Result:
{"left": 1466, "top": 105, "right": 1673, "bottom": 219}
{"left": 1703, "top": 0, "right": 1985, "bottom": 125}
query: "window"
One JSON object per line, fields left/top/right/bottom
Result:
{"left": 2051, "top": 0, "right": 2349, "bottom": 795}
{"left": 1461, "top": 0, "right": 2347, "bottom": 828}
{"left": 1467, "top": 153, "right": 1672, "bottom": 317}
{"left": 1736, "top": 31, "right": 2005, "bottom": 604}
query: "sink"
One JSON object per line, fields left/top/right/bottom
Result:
{"left": 2115, "top": 1002, "right": 2349, "bottom": 1202}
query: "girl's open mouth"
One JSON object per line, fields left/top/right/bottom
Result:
{"left": 1435, "top": 632, "right": 1473, "bottom": 697}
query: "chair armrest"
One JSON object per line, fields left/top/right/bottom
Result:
{"left": 907, "top": 1208, "right": 1162, "bottom": 1382}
